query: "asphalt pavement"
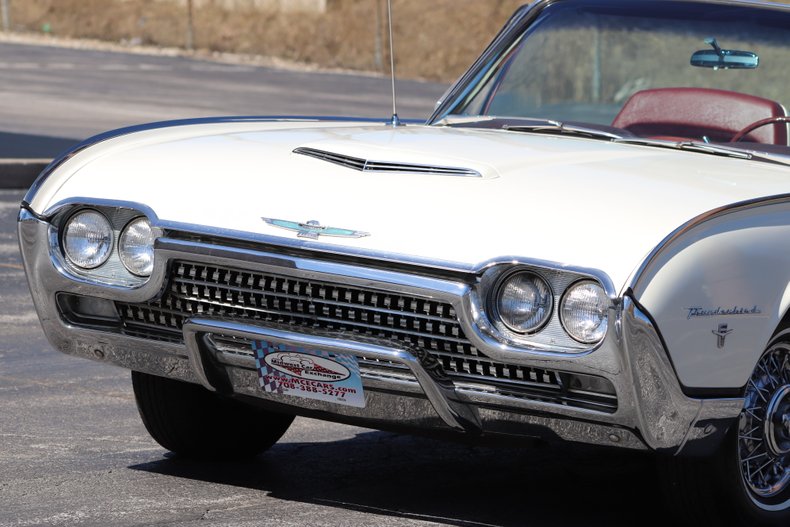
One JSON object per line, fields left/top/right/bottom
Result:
{"left": 0, "top": 40, "right": 673, "bottom": 527}
{"left": 0, "top": 39, "right": 446, "bottom": 187}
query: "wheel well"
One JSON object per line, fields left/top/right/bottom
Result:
{"left": 769, "top": 308, "right": 790, "bottom": 345}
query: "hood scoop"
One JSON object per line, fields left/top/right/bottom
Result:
{"left": 293, "top": 147, "right": 481, "bottom": 177}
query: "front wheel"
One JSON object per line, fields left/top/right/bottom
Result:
{"left": 662, "top": 341, "right": 790, "bottom": 526}
{"left": 730, "top": 341, "right": 790, "bottom": 523}
{"left": 132, "top": 371, "right": 294, "bottom": 460}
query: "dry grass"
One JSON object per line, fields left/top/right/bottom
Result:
{"left": 8, "top": 0, "right": 525, "bottom": 81}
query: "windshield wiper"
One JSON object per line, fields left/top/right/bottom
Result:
{"left": 437, "top": 117, "right": 789, "bottom": 165}
{"left": 435, "top": 115, "right": 623, "bottom": 140}
{"left": 503, "top": 120, "right": 624, "bottom": 141}
{"left": 433, "top": 115, "right": 498, "bottom": 126}
{"left": 614, "top": 137, "right": 752, "bottom": 160}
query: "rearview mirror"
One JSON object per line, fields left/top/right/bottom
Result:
{"left": 691, "top": 38, "right": 759, "bottom": 70}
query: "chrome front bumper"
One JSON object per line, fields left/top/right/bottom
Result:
{"left": 19, "top": 208, "right": 744, "bottom": 455}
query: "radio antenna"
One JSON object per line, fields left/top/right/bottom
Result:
{"left": 386, "top": 0, "right": 402, "bottom": 127}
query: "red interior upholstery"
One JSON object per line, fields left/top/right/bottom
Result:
{"left": 611, "top": 88, "right": 788, "bottom": 144}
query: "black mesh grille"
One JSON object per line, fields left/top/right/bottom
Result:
{"left": 115, "top": 261, "right": 616, "bottom": 412}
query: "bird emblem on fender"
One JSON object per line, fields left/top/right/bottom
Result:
{"left": 712, "top": 323, "right": 734, "bottom": 349}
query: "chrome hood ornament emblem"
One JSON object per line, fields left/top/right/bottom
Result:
{"left": 262, "top": 218, "right": 370, "bottom": 240}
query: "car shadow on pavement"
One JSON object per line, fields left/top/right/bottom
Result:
{"left": 129, "top": 429, "right": 672, "bottom": 527}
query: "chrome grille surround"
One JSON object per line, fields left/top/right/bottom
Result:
{"left": 116, "top": 260, "right": 617, "bottom": 413}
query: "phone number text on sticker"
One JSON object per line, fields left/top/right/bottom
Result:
{"left": 252, "top": 341, "right": 365, "bottom": 408}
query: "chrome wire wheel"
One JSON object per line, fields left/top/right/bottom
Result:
{"left": 738, "top": 343, "right": 790, "bottom": 508}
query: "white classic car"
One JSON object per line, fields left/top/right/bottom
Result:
{"left": 17, "top": 0, "right": 790, "bottom": 524}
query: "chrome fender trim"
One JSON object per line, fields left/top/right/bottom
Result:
{"left": 621, "top": 296, "right": 744, "bottom": 455}
{"left": 627, "top": 193, "right": 790, "bottom": 295}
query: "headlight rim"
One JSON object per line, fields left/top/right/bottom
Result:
{"left": 491, "top": 269, "right": 555, "bottom": 335}
{"left": 118, "top": 216, "right": 155, "bottom": 277}
{"left": 559, "top": 279, "right": 610, "bottom": 344}
{"left": 61, "top": 208, "right": 114, "bottom": 270}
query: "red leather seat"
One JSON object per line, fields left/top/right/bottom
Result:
{"left": 611, "top": 88, "right": 787, "bottom": 144}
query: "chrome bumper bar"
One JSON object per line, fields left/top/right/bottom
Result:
{"left": 19, "top": 208, "right": 744, "bottom": 455}
{"left": 184, "top": 318, "right": 483, "bottom": 433}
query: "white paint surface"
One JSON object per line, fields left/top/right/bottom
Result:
{"left": 31, "top": 121, "right": 790, "bottom": 294}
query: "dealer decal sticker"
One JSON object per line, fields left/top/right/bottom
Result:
{"left": 252, "top": 341, "right": 365, "bottom": 408}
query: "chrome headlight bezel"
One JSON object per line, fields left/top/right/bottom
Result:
{"left": 478, "top": 263, "right": 613, "bottom": 354}
{"left": 52, "top": 202, "right": 157, "bottom": 288}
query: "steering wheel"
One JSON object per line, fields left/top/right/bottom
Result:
{"left": 731, "top": 116, "right": 790, "bottom": 142}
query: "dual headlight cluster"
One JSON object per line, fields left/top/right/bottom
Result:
{"left": 493, "top": 271, "right": 608, "bottom": 344}
{"left": 62, "top": 210, "right": 154, "bottom": 277}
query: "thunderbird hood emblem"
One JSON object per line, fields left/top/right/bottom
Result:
{"left": 262, "top": 218, "right": 370, "bottom": 240}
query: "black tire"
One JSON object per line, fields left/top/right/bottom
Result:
{"left": 660, "top": 342, "right": 790, "bottom": 527}
{"left": 132, "top": 371, "right": 294, "bottom": 460}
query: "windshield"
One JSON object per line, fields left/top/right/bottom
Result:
{"left": 434, "top": 0, "right": 790, "bottom": 154}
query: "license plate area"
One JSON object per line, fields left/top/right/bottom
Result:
{"left": 252, "top": 341, "right": 365, "bottom": 408}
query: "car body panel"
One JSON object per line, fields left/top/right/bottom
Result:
{"left": 634, "top": 199, "right": 790, "bottom": 388}
{"left": 28, "top": 121, "right": 790, "bottom": 301}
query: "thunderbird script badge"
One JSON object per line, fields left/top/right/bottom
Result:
{"left": 262, "top": 218, "right": 370, "bottom": 240}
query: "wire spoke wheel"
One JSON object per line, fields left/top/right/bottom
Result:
{"left": 738, "top": 343, "right": 790, "bottom": 506}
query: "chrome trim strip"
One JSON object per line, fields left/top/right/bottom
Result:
{"left": 293, "top": 147, "right": 482, "bottom": 177}
{"left": 158, "top": 221, "right": 619, "bottom": 295}
{"left": 627, "top": 193, "right": 790, "bottom": 294}
{"left": 34, "top": 196, "right": 618, "bottom": 296}
{"left": 182, "top": 318, "right": 482, "bottom": 432}
{"left": 29, "top": 197, "right": 615, "bottom": 358}
{"left": 34, "top": 197, "right": 599, "bottom": 288}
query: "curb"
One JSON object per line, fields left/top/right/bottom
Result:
{"left": 0, "top": 159, "right": 50, "bottom": 189}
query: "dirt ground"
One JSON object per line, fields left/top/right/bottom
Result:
{"left": 7, "top": 0, "right": 525, "bottom": 81}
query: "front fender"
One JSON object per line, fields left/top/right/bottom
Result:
{"left": 630, "top": 196, "right": 790, "bottom": 391}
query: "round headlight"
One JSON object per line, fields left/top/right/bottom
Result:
{"left": 495, "top": 272, "right": 553, "bottom": 334}
{"left": 63, "top": 210, "right": 113, "bottom": 269}
{"left": 119, "top": 217, "right": 154, "bottom": 277}
{"left": 560, "top": 281, "right": 609, "bottom": 344}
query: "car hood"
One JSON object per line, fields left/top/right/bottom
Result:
{"left": 34, "top": 121, "right": 790, "bottom": 292}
